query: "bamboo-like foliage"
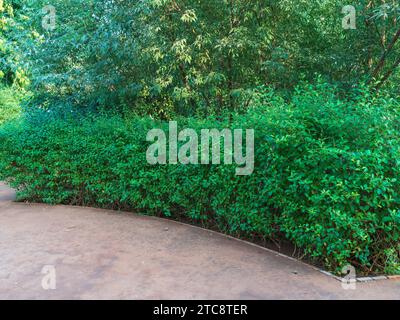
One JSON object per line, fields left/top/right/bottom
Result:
{"left": 6, "top": 0, "right": 400, "bottom": 116}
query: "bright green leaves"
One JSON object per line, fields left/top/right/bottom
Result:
{"left": 1, "top": 84, "right": 400, "bottom": 275}
{"left": 181, "top": 9, "right": 197, "bottom": 23}
{"left": 0, "top": 0, "right": 33, "bottom": 88}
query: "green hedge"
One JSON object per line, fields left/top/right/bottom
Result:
{"left": 1, "top": 85, "right": 400, "bottom": 274}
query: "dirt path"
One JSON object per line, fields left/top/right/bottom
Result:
{"left": 0, "top": 182, "right": 399, "bottom": 300}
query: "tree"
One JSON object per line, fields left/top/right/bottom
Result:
{"left": 0, "top": 0, "right": 33, "bottom": 88}
{"left": 24, "top": 0, "right": 400, "bottom": 116}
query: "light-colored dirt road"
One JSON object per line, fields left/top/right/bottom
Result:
{"left": 0, "top": 182, "right": 399, "bottom": 300}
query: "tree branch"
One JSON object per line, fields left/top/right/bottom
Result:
{"left": 369, "top": 26, "right": 400, "bottom": 82}
{"left": 375, "top": 56, "right": 400, "bottom": 90}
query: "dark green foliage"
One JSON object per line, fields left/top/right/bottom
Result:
{"left": 1, "top": 84, "right": 399, "bottom": 274}
{"left": 25, "top": 0, "right": 400, "bottom": 116}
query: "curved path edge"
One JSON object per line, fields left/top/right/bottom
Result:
{"left": 1, "top": 182, "right": 399, "bottom": 300}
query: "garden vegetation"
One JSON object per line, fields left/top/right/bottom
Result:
{"left": 1, "top": 0, "right": 400, "bottom": 275}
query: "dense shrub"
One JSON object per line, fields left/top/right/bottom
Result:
{"left": 1, "top": 84, "right": 400, "bottom": 274}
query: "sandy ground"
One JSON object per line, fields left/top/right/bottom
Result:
{"left": 0, "top": 182, "right": 399, "bottom": 300}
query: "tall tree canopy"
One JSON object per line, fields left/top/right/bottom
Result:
{"left": 12, "top": 0, "right": 400, "bottom": 116}
{"left": 0, "top": 0, "right": 34, "bottom": 87}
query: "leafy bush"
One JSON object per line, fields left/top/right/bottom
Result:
{"left": 0, "top": 86, "right": 22, "bottom": 125}
{"left": 1, "top": 84, "right": 399, "bottom": 275}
